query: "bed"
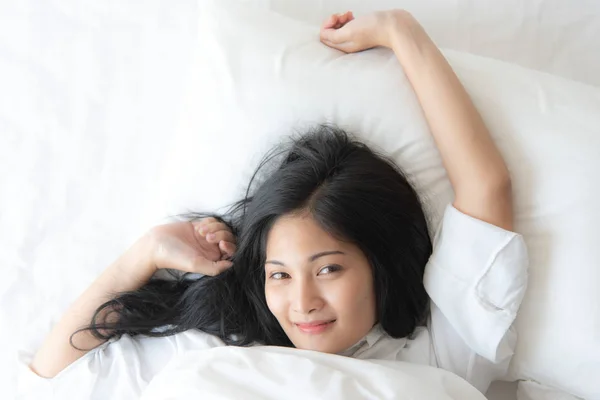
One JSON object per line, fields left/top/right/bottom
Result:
{"left": 3, "top": 1, "right": 599, "bottom": 399}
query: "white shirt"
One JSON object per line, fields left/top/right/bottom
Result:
{"left": 17, "top": 205, "right": 528, "bottom": 398}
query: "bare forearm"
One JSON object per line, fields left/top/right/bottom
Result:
{"left": 30, "top": 236, "right": 156, "bottom": 378}
{"left": 388, "top": 13, "right": 512, "bottom": 229}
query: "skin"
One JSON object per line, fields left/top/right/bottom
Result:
{"left": 30, "top": 9, "right": 513, "bottom": 378}
{"left": 264, "top": 213, "right": 376, "bottom": 353}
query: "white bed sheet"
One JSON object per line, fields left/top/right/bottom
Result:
{"left": 1, "top": 1, "right": 599, "bottom": 399}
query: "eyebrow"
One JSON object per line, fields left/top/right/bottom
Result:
{"left": 265, "top": 250, "right": 345, "bottom": 266}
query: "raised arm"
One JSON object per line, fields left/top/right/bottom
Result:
{"left": 29, "top": 218, "right": 235, "bottom": 378}
{"left": 320, "top": 10, "right": 513, "bottom": 230}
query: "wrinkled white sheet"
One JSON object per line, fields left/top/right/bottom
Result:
{"left": 2, "top": 1, "right": 600, "bottom": 400}
{"left": 140, "top": 346, "right": 487, "bottom": 400}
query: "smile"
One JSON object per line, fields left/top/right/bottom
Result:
{"left": 294, "top": 320, "right": 336, "bottom": 334}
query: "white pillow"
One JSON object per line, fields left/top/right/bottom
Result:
{"left": 158, "top": 2, "right": 600, "bottom": 398}
{"left": 256, "top": 0, "right": 600, "bottom": 88}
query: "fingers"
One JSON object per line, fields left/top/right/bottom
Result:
{"left": 321, "top": 13, "right": 338, "bottom": 30}
{"left": 320, "top": 11, "right": 354, "bottom": 47}
{"left": 193, "top": 217, "right": 219, "bottom": 234}
{"left": 192, "top": 218, "right": 237, "bottom": 257}
{"left": 195, "top": 220, "right": 234, "bottom": 239}
{"left": 335, "top": 11, "right": 354, "bottom": 28}
{"left": 320, "top": 24, "right": 351, "bottom": 45}
{"left": 219, "top": 240, "right": 237, "bottom": 258}
{"left": 205, "top": 229, "right": 235, "bottom": 245}
{"left": 321, "top": 11, "right": 353, "bottom": 31}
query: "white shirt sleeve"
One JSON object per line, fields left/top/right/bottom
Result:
{"left": 16, "top": 330, "right": 226, "bottom": 400}
{"left": 424, "top": 204, "right": 528, "bottom": 390}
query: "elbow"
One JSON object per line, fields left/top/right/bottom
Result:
{"left": 474, "top": 164, "right": 512, "bottom": 199}
{"left": 488, "top": 172, "right": 512, "bottom": 199}
{"left": 480, "top": 175, "right": 514, "bottom": 230}
{"left": 461, "top": 170, "right": 512, "bottom": 202}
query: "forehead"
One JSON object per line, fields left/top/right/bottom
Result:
{"left": 266, "top": 213, "right": 349, "bottom": 256}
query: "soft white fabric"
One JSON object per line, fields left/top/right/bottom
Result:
{"left": 517, "top": 381, "right": 584, "bottom": 400}
{"left": 16, "top": 205, "right": 526, "bottom": 398}
{"left": 16, "top": 330, "right": 227, "bottom": 399}
{"left": 4, "top": 1, "right": 600, "bottom": 400}
{"left": 139, "top": 346, "right": 487, "bottom": 400}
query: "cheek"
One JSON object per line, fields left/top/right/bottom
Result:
{"left": 328, "top": 272, "right": 376, "bottom": 315}
{"left": 265, "top": 286, "right": 286, "bottom": 319}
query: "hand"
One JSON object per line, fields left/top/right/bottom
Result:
{"left": 147, "top": 217, "right": 237, "bottom": 276}
{"left": 319, "top": 10, "right": 417, "bottom": 54}
{"left": 320, "top": 11, "right": 388, "bottom": 53}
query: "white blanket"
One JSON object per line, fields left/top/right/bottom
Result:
{"left": 140, "top": 346, "right": 486, "bottom": 400}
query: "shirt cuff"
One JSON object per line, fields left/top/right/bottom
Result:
{"left": 16, "top": 350, "right": 54, "bottom": 398}
{"left": 424, "top": 205, "right": 529, "bottom": 363}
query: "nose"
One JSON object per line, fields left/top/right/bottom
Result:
{"left": 291, "top": 278, "right": 324, "bottom": 315}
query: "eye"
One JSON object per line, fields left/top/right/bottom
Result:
{"left": 269, "top": 272, "right": 290, "bottom": 280}
{"left": 318, "top": 264, "right": 342, "bottom": 275}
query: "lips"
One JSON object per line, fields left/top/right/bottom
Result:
{"left": 295, "top": 319, "right": 336, "bottom": 334}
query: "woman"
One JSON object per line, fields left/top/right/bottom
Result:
{"left": 26, "top": 9, "right": 527, "bottom": 396}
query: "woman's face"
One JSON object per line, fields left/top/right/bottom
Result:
{"left": 264, "top": 212, "right": 376, "bottom": 354}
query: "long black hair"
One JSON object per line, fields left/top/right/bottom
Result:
{"left": 73, "top": 125, "right": 432, "bottom": 350}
